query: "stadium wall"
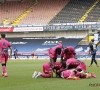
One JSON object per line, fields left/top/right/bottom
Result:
{"left": 5, "top": 30, "right": 89, "bottom": 38}
{"left": 6, "top": 37, "right": 82, "bottom": 59}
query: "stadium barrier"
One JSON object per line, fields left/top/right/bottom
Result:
{"left": 0, "top": 22, "right": 100, "bottom": 32}
{"left": 10, "top": 52, "right": 100, "bottom": 60}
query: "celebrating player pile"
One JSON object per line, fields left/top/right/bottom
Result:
{"left": 32, "top": 42, "right": 96, "bottom": 80}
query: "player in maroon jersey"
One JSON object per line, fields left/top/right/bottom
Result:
{"left": 0, "top": 34, "right": 12, "bottom": 77}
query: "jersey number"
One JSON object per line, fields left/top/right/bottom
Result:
{"left": 3, "top": 42, "right": 6, "bottom": 47}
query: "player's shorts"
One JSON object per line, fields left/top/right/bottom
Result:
{"left": 0, "top": 55, "right": 8, "bottom": 63}
{"left": 14, "top": 53, "right": 17, "bottom": 56}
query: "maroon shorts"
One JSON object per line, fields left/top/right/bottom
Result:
{"left": 0, "top": 55, "right": 8, "bottom": 63}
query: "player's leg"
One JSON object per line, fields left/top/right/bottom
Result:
{"left": 14, "top": 53, "right": 17, "bottom": 59}
{"left": 67, "top": 69, "right": 81, "bottom": 80}
{"left": 53, "top": 62, "right": 62, "bottom": 78}
{"left": 93, "top": 54, "right": 99, "bottom": 67}
{"left": 94, "top": 60, "right": 99, "bottom": 67}
{"left": 40, "top": 73, "right": 51, "bottom": 78}
{"left": 89, "top": 55, "right": 94, "bottom": 67}
{"left": 41, "top": 62, "right": 53, "bottom": 78}
{"left": 33, "top": 62, "right": 53, "bottom": 78}
{"left": 67, "top": 70, "right": 76, "bottom": 79}
{"left": 14, "top": 54, "right": 15, "bottom": 59}
{"left": 15, "top": 55, "right": 16, "bottom": 59}
{"left": 91, "top": 72, "right": 96, "bottom": 78}
{"left": 4, "top": 55, "right": 8, "bottom": 77}
{"left": 33, "top": 62, "right": 62, "bottom": 78}
{"left": 80, "top": 72, "right": 96, "bottom": 78}
{"left": 1, "top": 56, "right": 8, "bottom": 77}
{"left": 61, "top": 69, "right": 80, "bottom": 80}
{"left": 76, "top": 70, "right": 96, "bottom": 79}
{"left": 32, "top": 71, "right": 51, "bottom": 78}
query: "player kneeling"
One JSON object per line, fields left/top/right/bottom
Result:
{"left": 32, "top": 62, "right": 53, "bottom": 78}
{"left": 32, "top": 62, "right": 62, "bottom": 78}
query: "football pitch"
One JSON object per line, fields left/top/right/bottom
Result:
{"left": 0, "top": 59, "right": 100, "bottom": 90}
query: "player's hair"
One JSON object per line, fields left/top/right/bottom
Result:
{"left": 91, "top": 39, "right": 94, "bottom": 42}
{"left": 76, "top": 68, "right": 82, "bottom": 72}
{"left": 1, "top": 33, "right": 6, "bottom": 38}
{"left": 55, "top": 48, "right": 61, "bottom": 55}
{"left": 64, "top": 48, "right": 69, "bottom": 53}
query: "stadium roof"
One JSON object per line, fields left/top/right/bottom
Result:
{"left": 0, "top": 0, "right": 24, "bottom": 2}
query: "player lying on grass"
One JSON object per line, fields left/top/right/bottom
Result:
{"left": 53, "top": 58, "right": 86, "bottom": 78}
{"left": 60, "top": 68, "right": 96, "bottom": 80}
{"left": 32, "top": 67, "right": 96, "bottom": 79}
{"left": 58, "top": 58, "right": 86, "bottom": 76}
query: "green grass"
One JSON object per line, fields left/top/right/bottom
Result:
{"left": 0, "top": 60, "right": 100, "bottom": 90}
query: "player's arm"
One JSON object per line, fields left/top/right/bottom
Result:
{"left": 50, "top": 58, "right": 56, "bottom": 68}
{"left": 88, "top": 48, "right": 91, "bottom": 54}
{"left": 73, "top": 51, "right": 77, "bottom": 58}
{"left": 9, "top": 46, "right": 12, "bottom": 58}
{"left": 61, "top": 56, "right": 64, "bottom": 62}
{"left": 96, "top": 41, "right": 100, "bottom": 47}
{"left": 58, "top": 64, "right": 69, "bottom": 74}
{"left": 16, "top": 49, "right": 18, "bottom": 53}
{"left": 96, "top": 43, "right": 98, "bottom": 51}
{"left": 62, "top": 64, "right": 69, "bottom": 71}
{"left": 49, "top": 50, "right": 57, "bottom": 67}
{"left": 60, "top": 50, "right": 64, "bottom": 62}
{"left": 60, "top": 56, "right": 66, "bottom": 68}
{"left": 32, "top": 51, "right": 34, "bottom": 56}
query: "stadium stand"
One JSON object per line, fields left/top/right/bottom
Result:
{"left": 0, "top": 0, "right": 68, "bottom": 25}
{"left": 49, "top": 0, "right": 97, "bottom": 24}
{"left": 11, "top": 1, "right": 38, "bottom": 26}
{"left": 79, "top": 0, "right": 99, "bottom": 22}
{"left": 0, "top": 0, "right": 34, "bottom": 25}
{"left": 20, "top": 0, "right": 68, "bottom": 25}
{"left": 85, "top": 2, "right": 100, "bottom": 22}
{"left": 0, "top": 0, "right": 99, "bottom": 25}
